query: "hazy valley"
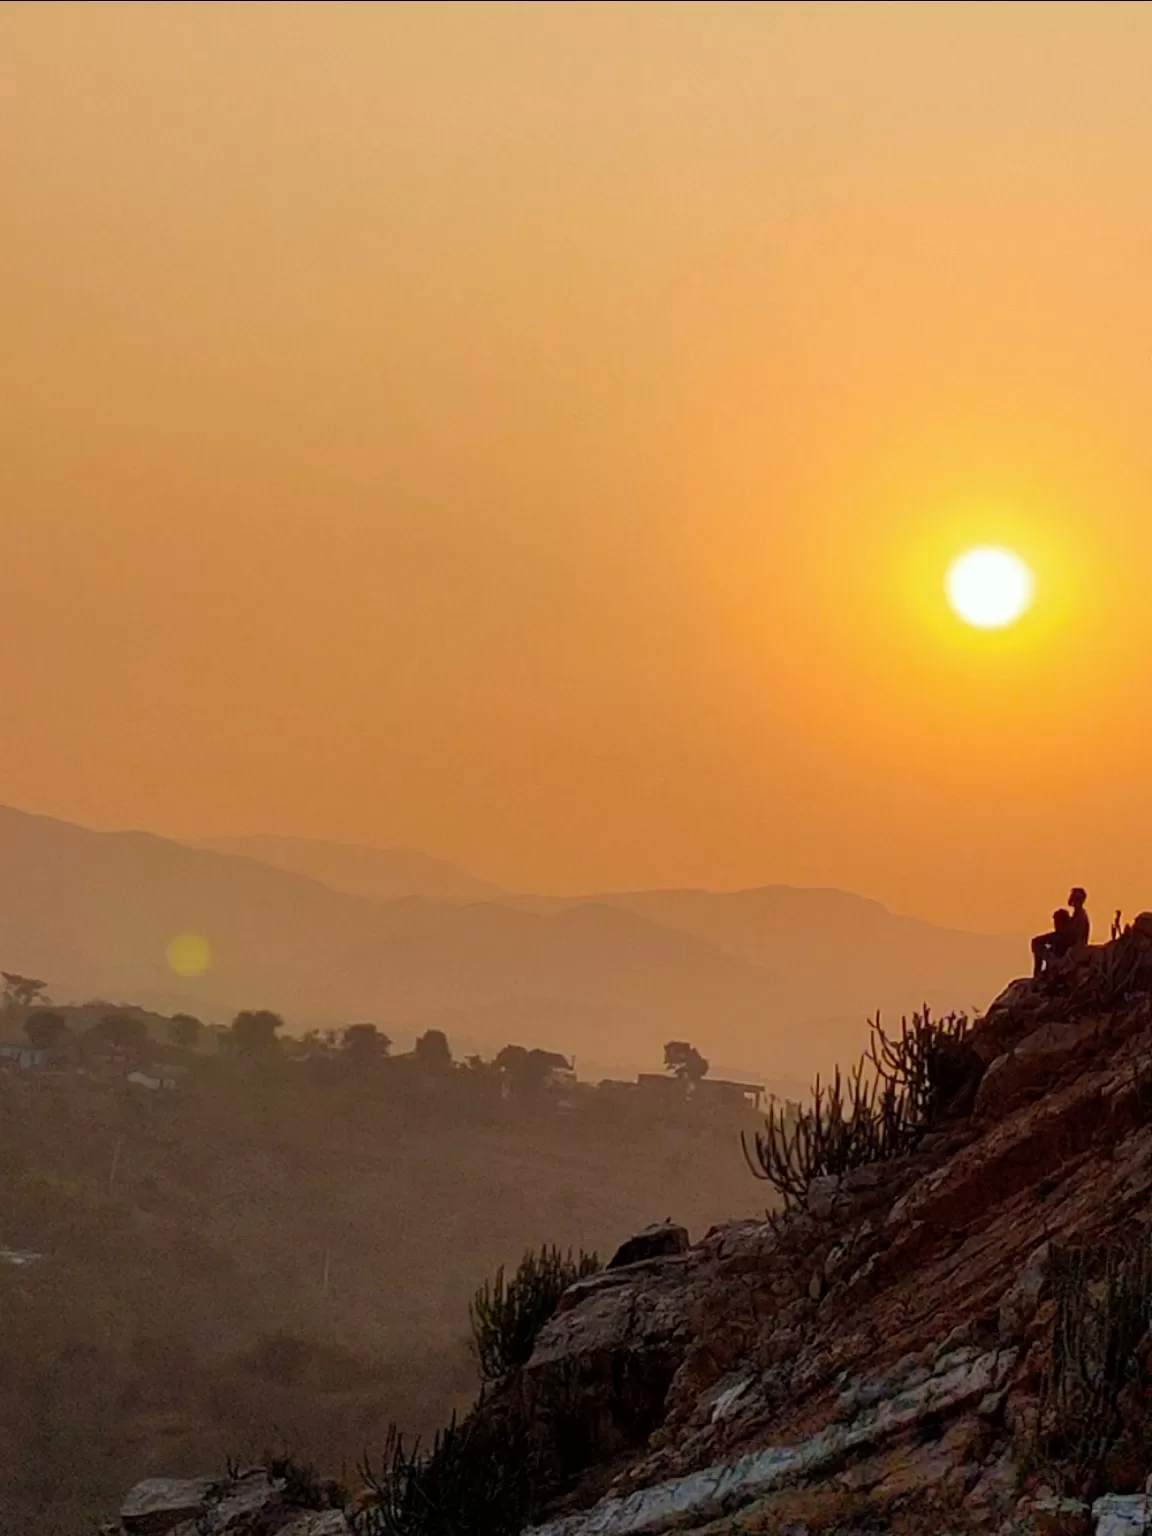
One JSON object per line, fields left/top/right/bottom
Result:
{"left": 0, "top": 804, "right": 1022, "bottom": 1086}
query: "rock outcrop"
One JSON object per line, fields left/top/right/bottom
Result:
{"left": 607, "top": 1222, "right": 691, "bottom": 1270}
{"left": 108, "top": 1467, "right": 348, "bottom": 1536}
{"left": 515, "top": 925, "right": 1152, "bottom": 1535}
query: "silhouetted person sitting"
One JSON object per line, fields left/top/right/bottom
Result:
{"left": 1032, "top": 909, "right": 1073, "bottom": 978}
{"left": 1031, "top": 888, "right": 1090, "bottom": 978}
{"left": 1066, "top": 886, "right": 1090, "bottom": 948}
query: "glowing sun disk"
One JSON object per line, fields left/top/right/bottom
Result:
{"left": 167, "top": 932, "right": 212, "bottom": 977}
{"left": 945, "top": 546, "right": 1034, "bottom": 629}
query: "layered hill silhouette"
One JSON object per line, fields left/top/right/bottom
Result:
{"left": 515, "top": 884, "right": 1021, "bottom": 1028}
{"left": 0, "top": 806, "right": 1020, "bottom": 1080}
{"left": 199, "top": 833, "right": 505, "bottom": 904}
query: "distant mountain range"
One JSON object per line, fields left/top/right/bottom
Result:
{"left": 517, "top": 885, "right": 1020, "bottom": 1026}
{"left": 0, "top": 805, "right": 1024, "bottom": 1083}
{"left": 199, "top": 834, "right": 505, "bottom": 904}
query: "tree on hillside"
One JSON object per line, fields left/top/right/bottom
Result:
{"left": 341, "top": 1023, "right": 392, "bottom": 1061}
{"left": 231, "top": 1009, "right": 284, "bottom": 1053}
{"left": 94, "top": 1013, "right": 149, "bottom": 1059}
{"left": 24, "top": 1011, "right": 69, "bottom": 1051}
{"left": 495, "top": 1044, "right": 572, "bottom": 1097}
{"left": 414, "top": 1028, "right": 452, "bottom": 1072}
{"left": 663, "top": 1040, "right": 710, "bottom": 1083}
{"left": 1, "top": 973, "right": 49, "bottom": 1014}
{"left": 169, "top": 1014, "right": 202, "bottom": 1049}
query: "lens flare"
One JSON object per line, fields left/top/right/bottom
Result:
{"left": 167, "top": 932, "right": 211, "bottom": 977}
{"left": 945, "top": 546, "right": 1034, "bottom": 629}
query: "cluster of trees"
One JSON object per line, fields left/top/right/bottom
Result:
{"left": 297, "top": 1022, "right": 452, "bottom": 1070}
{"left": 7, "top": 987, "right": 558, "bottom": 1090}
{"left": 4, "top": 969, "right": 721, "bottom": 1119}
{"left": 292, "top": 1024, "right": 575, "bottom": 1090}
{"left": 299, "top": 1026, "right": 577, "bottom": 1099}
{"left": 663, "top": 1039, "right": 710, "bottom": 1082}
{"left": 22, "top": 1006, "right": 153, "bottom": 1061}
{"left": 4, "top": 975, "right": 171, "bottom": 1064}
{"left": 1, "top": 972, "right": 49, "bottom": 1013}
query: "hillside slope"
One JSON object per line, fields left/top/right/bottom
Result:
{"left": 197, "top": 841, "right": 1022, "bottom": 1025}
{"left": 511, "top": 884, "right": 1021, "bottom": 1027}
{"left": 198, "top": 834, "right": 505, "bottom": 904}
{"left": 579, "top": 886, "right": 1019, "bottom": 1019}
{"left": 505, "top": 925, "right": 1152, "bottom": 1534}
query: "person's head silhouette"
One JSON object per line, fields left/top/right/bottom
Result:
{"left": 1069, "top": 887, "right": 1087, "bottom": 910}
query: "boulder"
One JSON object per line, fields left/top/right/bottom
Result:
{"left": 524, "top": 1254, "right": 696, "bottom": 1469}
{"left": 177, "top": 1472, "right": 284, "bottom": 1533}
{"left": 122, "top": 1469, "right": 343, "bottom": 1536}
{"left": 121, "top": 1478, "right": 217, "bottom": 1536}
{"left": 974, "top": 1017, "right": 1105, "bottom": 1119}
{"left": 974, "top": 978, "right": 1049, "bottom": 1063}
{"left": 608, "top": 1222, "right": 689, "bottom": 1270}
{"left": 987, "top": 977, "right": 1036, "bottom": 1013}
{"left": 1092, "top": 1492, "right": 1151, "bottom": 1534}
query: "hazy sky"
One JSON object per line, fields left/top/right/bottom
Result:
{"left": 3, "top": 1, "right": 1152, "bottom": 929}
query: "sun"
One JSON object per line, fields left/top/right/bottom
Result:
{"left": 945, "top": 546, "right": 1034, "bottom": 629}
{"left": 166, "top": 932, "right": 212, "bottom": 977}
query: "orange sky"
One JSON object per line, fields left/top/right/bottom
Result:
{"left": 3, "top": 1, "right": 1152, "bottom": 931}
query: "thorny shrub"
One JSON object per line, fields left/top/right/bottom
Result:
{"left": 469, "top": 1244, "right": 601, "bottom": 1384}
{"left": 742, "top": 1008, "right": 972, "bottom": 1209}
{"left": 352, "top": 1413, "right": 537, "bottom": 1536}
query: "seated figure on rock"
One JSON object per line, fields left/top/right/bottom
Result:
{"left": 1031, "top": 887, "right": 1090, "bottom": 979}
{"left": 1032, "top": 908, "right": 1073, "bottom": 979}
{"left": 1065, "top": 886, "right": 1090, "bottom": 948}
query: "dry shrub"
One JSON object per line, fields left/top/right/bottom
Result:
{"left": 469, "top": 1245, "right": 600, "bottom": 1384}
{"left": 354, "top": 1411, "right": 537, "bottom": 1536}
{"left": 742, "top": 1009, "right": 971, "bottom": 1209}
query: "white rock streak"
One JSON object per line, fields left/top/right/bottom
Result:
{"left": 528, "top": 1348, "right": 1016, "bottom": 1536}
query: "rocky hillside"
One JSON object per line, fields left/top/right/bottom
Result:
{"left": 99, "top": 921, "right": 1152, "bottom": 1536}
{"left": 504, "top": 924, "right": 1152, "bottom": 1536}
